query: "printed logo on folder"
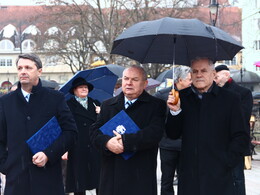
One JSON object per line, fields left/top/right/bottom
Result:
{"left": 26, "top": 116, "right": 62, "bottom": 154}
{"left": 100, "top": 110, "right": 140, "bottom": 160}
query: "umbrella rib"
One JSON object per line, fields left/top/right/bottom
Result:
{"left": 206, "top": 26, "right": 218, "bottom": 61}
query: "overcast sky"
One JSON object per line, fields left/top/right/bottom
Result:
{"left": 0, "top": 0, "right": 40, "bottom": 5}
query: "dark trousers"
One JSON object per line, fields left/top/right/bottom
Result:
{"left": 74, "top": 189, "right": 98, "bottom": 195}
{"left": 160, "top": 148, "right": 180, "bottom": 195}
{"left": 232, "top": 158, "right": 246, "bottom": 195}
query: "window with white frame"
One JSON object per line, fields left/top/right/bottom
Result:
{"left": 0, "top": 40, "right": 14, "bottom": 50}
{"left": 0, "top": 58, "right": 12, "bottom": 66}
{"left": 22, "top": 39, "right": 36, "bottom": 51}
{"left": 223, "top": 56, "right": 237, "bottom": 65}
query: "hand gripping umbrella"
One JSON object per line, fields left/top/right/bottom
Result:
{"left": 111, "top": 17, "right": 244, "bottom": 103}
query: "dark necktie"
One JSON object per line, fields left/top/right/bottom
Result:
{"left": 126, "top": 101, "right": 132, "bottom": 109}
{"left": 25, "top": 94, "right": 30, "bottom": 102}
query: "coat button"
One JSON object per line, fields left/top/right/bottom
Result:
{"left": 83, "top": 123, "right": 87, "bottom": 126}
{"left": 27, "top": 116, "right": 31, "bottom": 120}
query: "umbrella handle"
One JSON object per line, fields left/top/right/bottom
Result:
{"left": 170, "top": 89, "right": 179, "bottom": 105}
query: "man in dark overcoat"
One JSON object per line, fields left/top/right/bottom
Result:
{"left": 0, "top": 53, "right": 77, "bottom": 195}
{"left": 90, "top": 65, "right": 166, "bottom": 195}
{"left": 215, "top": 64, "right": 253, "bottom": 195}
{"left": 165, "top": 58, "right": 249, "bottom": 195}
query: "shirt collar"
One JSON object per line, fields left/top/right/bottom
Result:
{"left": 21, "top": 88, "right": 30, "bottom": 98}
{"left": 124, "top": 97, "right": 137, "bottom": 104}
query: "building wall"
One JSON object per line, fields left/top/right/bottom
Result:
{"left": 0, "top": 52, "right": 73, "bottom": 86}
{"left": 242, "top": 0, "right": 260, "bottom": 73}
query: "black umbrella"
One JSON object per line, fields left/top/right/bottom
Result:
{"left": 232, "top": 70, "right": 260, "bottom": 84}
{"left": 111, "top": 17, "right": 243, "bottom": 66}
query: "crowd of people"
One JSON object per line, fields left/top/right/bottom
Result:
{"left": 0, "top": 53, "right": 252, "bottom": 195}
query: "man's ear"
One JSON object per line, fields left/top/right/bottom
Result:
{"left": 144, "top": 79, "right": 148, "bottom": 88}
{"left": 38, "top": 68, "right": 42, "bottom": 77}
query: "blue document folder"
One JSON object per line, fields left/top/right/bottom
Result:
{"left": 100, "top": 110, "right": 140, "bottom": 160}
{"left": 26, "top": 116, "right": 62, "bottom": 154}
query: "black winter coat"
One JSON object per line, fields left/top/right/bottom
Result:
{"left": 65, "top": 97, "right": 100, "bottom": 192}
{"left": 166, "top": 83, "right": 249, "bottom": 195}
{"left": 0, "top": 81, "right": 77, "bottom": 195}
{"left": 90, "top": 91, "right": 166, "bottom": 195}
{"left": 223, "top": 79, "right": 253, "bottom": 155}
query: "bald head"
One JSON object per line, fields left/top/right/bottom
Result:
{"left": 214, "top": 70, "right": 230, "bottom": 87}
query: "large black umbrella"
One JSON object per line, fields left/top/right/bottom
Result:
{"left": 111, "top": 17, "right": 243, "bottom": 66}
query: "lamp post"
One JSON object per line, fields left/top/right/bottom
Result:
{"left": 209, "top": 0, "right": 219, "bottom": 26}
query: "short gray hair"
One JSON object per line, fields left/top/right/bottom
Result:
{"left": 123, "top": 65, "right": 147, "bottom": 81}
{"left": 191, "top": 57, "right": 215, "bottom": 70}
{"left": 174, "top": 66, "right": 191, "bottom": 83}
{"left": 16, "top": 53, "right": 42, "bottom": 69}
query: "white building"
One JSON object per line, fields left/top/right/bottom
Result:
{"left": 241, "top": 0, "right": 260, "bottom": 73}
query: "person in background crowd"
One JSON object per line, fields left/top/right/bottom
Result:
{"left": 90, "top": 65, "right": 166, "bottom": 195}
{"left": 62, "top": 77, "right": 101, "bottom": 195}
{"left": 154, "top": 65, "right": 191, "bottom": 195}
{"left": 215, "top": 64, "right": 253, "bottom": 195}
{"left": 0, "top": 53, "right": 77, "bottom": 195}
{"left": 166, "top": 57, "right": 249, "bottom": 195}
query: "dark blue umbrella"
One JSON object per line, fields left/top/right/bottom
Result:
{"left": 59, "top": 66, "right": 118, "bottom": 103}
{"left": 98, "top": 64, "right": 125, "bottom": 78}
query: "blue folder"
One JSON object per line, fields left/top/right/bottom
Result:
{"left": 26, "top": 116, "right": 62, "bottom": 154}
{"left": 100, "top": 110, "right": 140, "bottom": 160}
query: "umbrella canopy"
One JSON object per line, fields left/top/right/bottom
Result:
{"left": 98, "top": 64, "right": 125, "bottom": 78}
{"left": 59, "top": 66, "right": 118, "bottom": 103}
{"left": 114, "top": 78, "right": 161, "bottom": 96}
{"left": 41, "top": 79, "right": 59, "bottom": 90}
{"left": 156, "top": 69, "right": 173, "bottom": 82}
{"left": 232, "top": 70, "right": 260, "bottom": 84}
{"left": 111, "top": 17, "right": 243, "bottom": 66}
{"left": 254, "top": 61, "right": 260, "bottom": 67}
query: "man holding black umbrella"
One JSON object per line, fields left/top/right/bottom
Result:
{"left": 154, "top": 66, "right": 191, "bottom": 195}
{"left": 166, "top": 57, "right": 249, "bottom": 195}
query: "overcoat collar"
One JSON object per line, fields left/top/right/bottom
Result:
{"left": 183, "top": 82, "right": 219, "bottom": 98}
{"left": 108, "top": 90, "right": 151, "bottom": 109}
{"left": 17, "top": 79, "right": 43, "bottom": 94}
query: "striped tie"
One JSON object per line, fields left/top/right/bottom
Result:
{"left": 126, "top": 101, "right": 132, "bottom": 109}
{"left": 25, "top": 94, "right": 30, "bottom": 102}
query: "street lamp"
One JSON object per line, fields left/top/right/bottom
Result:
{"left": 209, "top": 0, "right": 219, "bottom": 26}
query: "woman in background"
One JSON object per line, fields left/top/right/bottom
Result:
{"left": 62, "top": 77, "right": 101, "bottom": 195}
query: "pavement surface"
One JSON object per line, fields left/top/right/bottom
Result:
{"left": 1, "top": 151, "right": 259, "bottom": 195}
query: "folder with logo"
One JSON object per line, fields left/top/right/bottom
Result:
{"left": 26, "top": 116, "right": 62, "bottom": 154}
{"left": 100, "top": 110, "right": 140, "bottom": 160}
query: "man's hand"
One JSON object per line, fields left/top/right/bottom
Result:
{"left": 95, "top": 106, "right": 101, "bottom": 114}
{"left": 106, "top": 130, "right": 124, "bottom": 154}
{"left": 61, "top": 152, "right": 68, "bottom": 160}
{"left": 167, "top": 91, "right": 181, "bottom": 112}
{"left": 32, "top": 152, "right": 48, "bottom": 167}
